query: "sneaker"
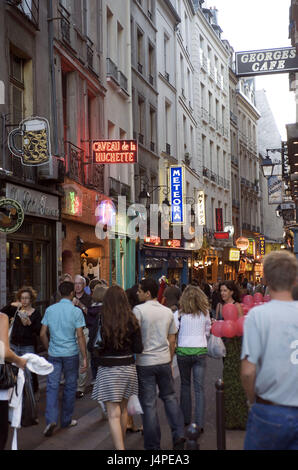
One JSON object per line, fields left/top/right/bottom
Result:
{"left": 43, "top": 422, "right": 56, "bottom": 437}
{"left": 68, "top": 419, "right": 78, "bottom": 428}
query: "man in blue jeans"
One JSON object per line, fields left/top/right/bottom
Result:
{"left": 133, "top": 278, "right": 185, "bottom": 450}
{"left": 241, "top": 251, "right": 298, "bottom": 450}
{"left": 40, "top": 281, "right": 87, "bottom": 437}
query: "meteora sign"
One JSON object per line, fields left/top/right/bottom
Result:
{"left": 93, "top": 140, "right": 138, "bottom": 164}
{"left": 235, "top": 47, "right": 298, "bottom": 77}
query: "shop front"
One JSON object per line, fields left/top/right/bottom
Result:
{"left": 138, "top": 243, "right": 191, "bottom": 286}
{"left": 1, "top": 182, "right": 60, "bottom": 312}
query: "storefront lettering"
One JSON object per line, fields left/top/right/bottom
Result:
{"left": 236, "top": 47, "right": 298, "bottom": 76}
{"left": 7, "top": 185, "right": 59, "bottom": 219}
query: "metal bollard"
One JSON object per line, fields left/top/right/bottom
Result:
{"left": 185, "top": 423, "right": 200, "bottom": 450}
{"left": 215, "top": 378, "right": 226, "bottom": 450}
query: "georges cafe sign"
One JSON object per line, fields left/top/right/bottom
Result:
{"left": 235, "top": 47, "right": 298, "bottom": 77}
{"left": 93, "top": 140, "right": 138, "bottom": 164}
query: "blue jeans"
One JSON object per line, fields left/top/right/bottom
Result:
{"left": 137, "top": 363, "right": 184, "bottom": 450}
{"left": 177, "top": 354, "right": 206, "bottom": 428}
{"left": 46, "top": 355, "right": 79, "bottom": 427}
{"left": 244, "top": 403, "right": 298, "bottom": 450}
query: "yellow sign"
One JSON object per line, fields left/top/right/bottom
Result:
{"left": 229, "top": 248, "right": 240, "bottom": 261}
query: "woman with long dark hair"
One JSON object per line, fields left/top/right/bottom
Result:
{"left": 216, "top": 281, "right": 247, "bottom": 430}
{"left": 91, "top": 286, "right": 143, "bottom": 450}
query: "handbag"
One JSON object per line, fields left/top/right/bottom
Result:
{"left": 92, "top": 316, "right": 105, "bottom": 358}
{"left": 127, "top": 394, "right": 143, "bottom": 415}
{"left": 207, "top": 334, "right": 226, "bottom": 359}
{"left": 0, "top": 362, "right": 18, "bottom": 390}
{"left": 21, "top": 376, "right": 38, "bottom": 427}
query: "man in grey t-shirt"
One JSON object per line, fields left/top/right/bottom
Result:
{"left": 133, "top": 278, "right": 184, "bottom": 450}
{"left": 241, "top": 251, "right": 298, "bottom": 450}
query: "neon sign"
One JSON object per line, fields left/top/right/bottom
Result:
{"left": 167, "top": 240, "right": 181, "bottom": 248}
{"left": 97, "top": 200, "right": 116, "bottom": 227}
{"left": 93, "top": 140, "right": 138, "bottom": 164}
{"left": 69, "top": 191, "right": 81, "bottom": 216}
{"left": 170, "top": 166, "right": 184, "bottom": 225}
{"left": 63, "top": 186, "right": 82, "bottom": 217}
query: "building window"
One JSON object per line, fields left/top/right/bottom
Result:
{"left": 10, "top": 53, "right": 24, "bottom": 125}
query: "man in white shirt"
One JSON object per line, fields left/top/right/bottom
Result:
{"left": 133, "top": 278, "right": 185, "bottom": 450}
{"left": 241, "top": 251, "right": 298, "bottom": 450}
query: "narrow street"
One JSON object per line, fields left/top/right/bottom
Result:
{"left": 5, "top": 357, "right": 245, "bottom": 451}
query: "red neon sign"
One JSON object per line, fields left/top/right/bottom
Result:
{"left": 145, "top": 236, "right": 161, "bottom": 245}
{"left": 214, "top": 232, "right": 229, "bottom": 240}
{"left": 93, "top": 140, "right": 138, "bottom": 164}
{"left": 167, "top": 239, "right": 181, "bottom": 248}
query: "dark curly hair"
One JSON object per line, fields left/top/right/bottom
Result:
{"left": 219, "top": 281, "right": 241, "bottom": 303}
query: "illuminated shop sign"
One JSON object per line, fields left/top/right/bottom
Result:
{"left": 97, "top": 200, "right": 116, "bottom": 227}
{"left": 170, "top": 166, "right": 184, "bottom": 225}
{"left": 235, "top": 47, "right": 298, "bottom": 77}
{"left": 215, "top": 208, "right": 223, "bottom": 232}
{"left": 229, "top": 248, "right": 240, "bottom": 262}
{"left": 259, "top": 236, "right": 266, "bottom": 257}
{"left": 197, "top": 190, "right": 205, "bottom": 225}
{"left": 247, "top": 239, "right": 255, "bottom": 257}
{"left": 214, "top": 232, "right": 229, "bottom": 240}
{"left": 63, "top": 186, "right": 82, "bottom": 217}
{"left": 167, "top": 239, "right": 181, "bottom": 248}
{"left": 93, "top": 140, "right": 138, "bottom": 164}
{"left": 144, "top": 236, "right": 161, "bottom": 245}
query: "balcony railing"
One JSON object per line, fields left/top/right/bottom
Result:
{"left": 165, "top": 71, "right": 170, "bottom": 82}
{"left": 138, "top": 62, "right": 143, "bottom": 74}
{"left": 60, "top": 5, "right": 71, "bottom": 45}
{"left": 224, "top": 179, "right": 230, "bottom": 189}
{"left": 166, "top": 143, "right": 171, "bottom": 155}
{"left": 119, "top": 71, "right": 128, "bottom": 92}
{"left": 149, "top": 74, "right": 154, "bottom": 85}
{"left": 138, "top": 133, "right": 144, "bottom": 145}
{"left": 87, "top": 41, "right": 93, "bottom": 70}
{"left": 66, "top": 142, "right": 85, "bottom": 185}
{"left": 107, "top": 58, "right": 119, "bottom": 84}
{"left": 87, "top": 163, "right": 104, "bottom": 193}
{"left": 209, "top": 115, "right": 216, "bottom": 129}
{"left": 148, "top": 10, "right": 153, "bottom": 20}
{"left": 7, "top": 0, "right": 39, "bottom": 29}
{"left": 203, "top": 167, "right": 209, "bottom": 178}
{"left": 231, "top": 155, "right": 239, "bottom": 166}
{"left": 109, "top": 177, "right": 131, "bottom": 201}
{"left": 210, "top": 171, "right": 218, "bottom": 184}
{"left": 150, "top": 141, "right": 155, "bottom": 152}
{"left": 218, "top": 176, "right": 224, "bottom": 187}
{"left": 230, "top": 111, "right": 238, "bottom": 125}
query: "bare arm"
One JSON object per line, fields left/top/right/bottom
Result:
{"left": 236, "top": 302, "right": 244, "bottom": 317}
{"left": 168, "top": 334, "right": 177, "bottom": 363}
{"left": 76, "top": 327, "right": 87, "bottom": 371}
{"left": 0, "top": 313, "right": 27, "bottom": 369}
{"left": 40, "top": 324, "right": 49, "bottom": 351}
{"left": 241, "top": 358, "right": 256, "bottom": 404}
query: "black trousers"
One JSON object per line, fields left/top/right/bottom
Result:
{"left": 0, "top": 400, "right": 9, "bottom": 450}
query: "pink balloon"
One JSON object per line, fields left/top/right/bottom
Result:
{"left": 254, "top": 293, "right": 263, "bottom": 303}
{"left": 264, "top": 295, "right": 271, "bottom": 303}
{"left": 211, "top": 320, "right": 224, "bottom": 338}
{"left": 243, "top": 295, "right": 254, "bottom": 307}
{"left": 236, "top": 316, "right": 246, "bottom": 336}
{"left": 222, "top": 303, "right": 238, "bottom": 322}
{"left": 222, "top": 320, "right": 237, "bottom": 338}
{"left": 241, "top": 304, "right": 250, "bottom": 315}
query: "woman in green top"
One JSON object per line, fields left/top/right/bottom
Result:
{"left": 217, "top": 281, "right": 248, "bottom": 430}
{"left": 174, "top": 285, "right": 211, "bottom": 433}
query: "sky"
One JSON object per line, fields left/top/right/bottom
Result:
{"left": 205, "top": 0, "right": 296, "bottom": 140}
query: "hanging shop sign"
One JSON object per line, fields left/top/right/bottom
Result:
{"left": 247, "top": 239, "right": 255, "bottom": 257}
{"left": 0, "top": 198, "right": 24, "bottom": 233}
{"left": 236, "top": 236, "right": 250, "bottom": 251}
{"left": 166, "top": 239, "right": 181, "bottom": 248}
{"left": 197, "top": 190, "right": 205, "bottom": 225}
{"left": 259, "top": 236, "right": 266, "bottom": 257}
{"left": 6, "top": 183, "right": 60, "bottom": 220}
{"left": 229, "top": 248, "right": 240, "bottom": 262}
{"left": 268, "top": 175, "right": 283, "bottom": 204}
{"left": 235, "top": 47, "right": 298, "bottom": 77}
{"left": 215, "top": 208, "right": 223, "bottom": 232}
{"left": 214, "top": 232, "right": 229, "bottom": 240}
{"left": 170, "top": 166, "right": 184, "bottom": 225}
{"left": 8, "top": 116, "right": 51, "bottom": 166}
{"left": 93, "top": 140, "right": 138, "bottom": 164}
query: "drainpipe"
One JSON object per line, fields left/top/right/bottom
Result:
{"left": 48, "top": 0, "right": 59, "bottom": 156}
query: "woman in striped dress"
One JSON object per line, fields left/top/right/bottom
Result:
{"left": 174, "top": 285, "right": 211, "bottom": 433}
{"left": 91, "top": 285, "right": 143, "bottom": 450}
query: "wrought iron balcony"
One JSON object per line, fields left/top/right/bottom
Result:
{"left": 60, "top": 5, "right": 71, "bottom": 45}
{"left": 149, "top": 74, "right": 154, "bottom": 85}
{"left": 138, "top": 133, "right": 144, "bottom": 145}
{"left": 106, "top": 58, "right": 119, "bottom": 84}
{"left": 66, "top": 141, "right": 85, "bottom": 185}
{"left": 230, "top": 111, "right": 238, "bottom": 125}
{"left": 166, "top": 143, "right": 171, "bottom": 155}
{"left": 201, "top": 107, "right": 209, "bottom": 123}
{"left": 150, "top": 141, "right": 155, "bottom": 152}
{"left": 148, "top": 10, "right": 153, "bottom": 20}
{"left": 209, "top": 115, "right": 216, "bottom": 129}
{"left": 231, "top": 155, "right": 239, "bottom": 166}
{"left": 87, "top": 41, "right": 93, "bottom": 70}
{"left": 109, "top": 177, "right": 131, "bottom": 201}
{"left": 218, "top": 176, "right": 224, "bottom": 187}
{"left": 7, "top": 0, "right": 39, "bottom": 29}
{"left": 119, "top": 71, "right": 128, "bottom": 92}
{"left": 137, "top": 62, "right": 143, "bottom": 74}
{"left": 224, "top": 179, "right": 230, "bottom": 189}
{"left": 165, "top": 71, "right": 170, "bottom": 82}
{"left": 210, "top": 171, "right": 218, "bottom": 184}
{"left": 203, "top": 167, "right": 210, "bottom": 178}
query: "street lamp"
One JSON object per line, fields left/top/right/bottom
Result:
{"left": 261, "top": 155, "right": 275, "bottom": 178}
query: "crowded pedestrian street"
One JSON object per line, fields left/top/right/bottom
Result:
{"left": 1, "top": 0, "right": 298, "bottom": 458}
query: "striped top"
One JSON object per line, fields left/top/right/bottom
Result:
{"left": 174, "top": 311, "right": 211, "bottom": 348}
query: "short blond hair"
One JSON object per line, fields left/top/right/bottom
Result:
{"left": 263, "top": 251, "right": 298, "bottom": 292}
{"left": 179, "top": 285, "right": 209, "bottom": 316}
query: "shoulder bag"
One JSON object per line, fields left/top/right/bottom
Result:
{"left": 0, "top": 362, "right": 18, "bottom": 390}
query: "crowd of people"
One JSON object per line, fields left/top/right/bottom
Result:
{"left": 1, "top": 249, "right": 298, "bottom": 450}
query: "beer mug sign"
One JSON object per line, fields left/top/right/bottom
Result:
{"left": 8, "top": 116, "right": 51, "bottom": 166}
